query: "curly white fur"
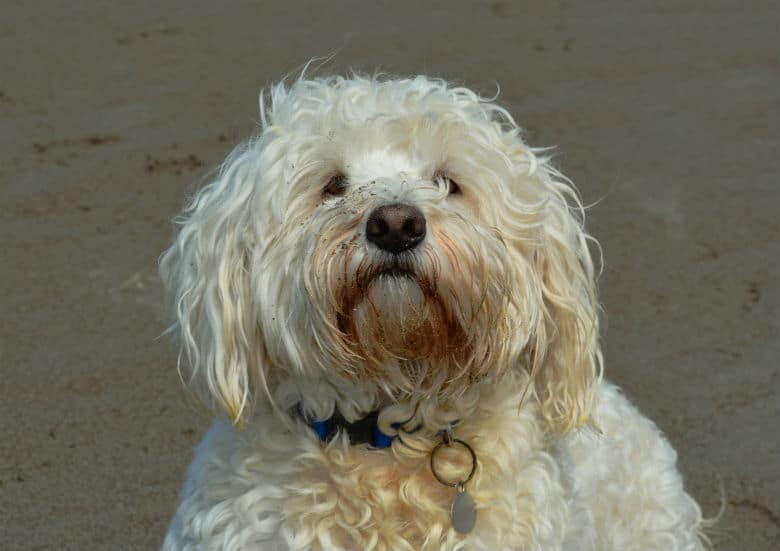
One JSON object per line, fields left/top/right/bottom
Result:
{"left": 159, "top": 74, "right": 705, "bottom": 551}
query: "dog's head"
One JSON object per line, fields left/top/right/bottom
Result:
{"left": 160, "top": 75, "right": 602, "bottom": 432}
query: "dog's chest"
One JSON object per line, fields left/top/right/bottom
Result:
{"left": 284, "top": 440, "right": 460, "bottom": 548}
{"left": 228, "top": 407, "right": 569, "bottom": 550}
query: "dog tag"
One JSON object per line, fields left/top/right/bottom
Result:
{"left": 451, "top": 485, "right": 476, "bottom": 534}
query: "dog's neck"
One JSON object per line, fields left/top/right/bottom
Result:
{"left": 273, "top": 367, "right": 527, "bottom": 444}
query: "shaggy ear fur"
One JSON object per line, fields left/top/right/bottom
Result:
{"left": 159, "top": 145, "right": 263, "bottom": 424}
{"left": 527, "top": 167, "right": 603, "bottom": 433}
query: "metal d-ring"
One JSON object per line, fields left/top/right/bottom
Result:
{"left": 429, "top": 438, "right": 477, "bottom": 488}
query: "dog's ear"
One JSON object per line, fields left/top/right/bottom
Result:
{"left": 526, "top": 166, "right": 603, "bottom": 434}
{"left": 159, "top": 145, "right": 263, "bottom": 424}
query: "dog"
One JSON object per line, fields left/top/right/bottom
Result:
{"left": 159, "top": 74, "right": 707, "bottom": 550}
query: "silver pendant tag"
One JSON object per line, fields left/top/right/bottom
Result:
{"left": 451, "top": 485, "right": 477, "bottom": 534}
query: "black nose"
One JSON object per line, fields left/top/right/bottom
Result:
{"left": 365, "top": 203, "right": 426, "bottom": 254}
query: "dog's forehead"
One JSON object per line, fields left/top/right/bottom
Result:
{"left": 346, "top": 149, "right": 431, "bottom": 182}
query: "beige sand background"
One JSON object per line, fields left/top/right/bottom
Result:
{"left": 1, "top": 2, "right": 778, "bottom": 550}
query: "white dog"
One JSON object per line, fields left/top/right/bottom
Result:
{"left": 159, "top": 74, "right": 706, "bottom": 551}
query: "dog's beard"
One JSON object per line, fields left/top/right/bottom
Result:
{"left": 312, "top": 225, "right": 519, "bottom": 395}
{"left": 343, "top": 268, "right": 456, "bottom": 363}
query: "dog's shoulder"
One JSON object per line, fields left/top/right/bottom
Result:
{"left": 554, "top": 382, "right": 705, "bottom": 550}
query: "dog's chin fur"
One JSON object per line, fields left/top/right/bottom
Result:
{"left": 348, "top": 273, "right": 455, "bottom": 364}
{"left": 338, "top": 258, "right": 513, "bottom": 395}
{"left": 159, "top": 74, "right": 708, "bottom": 551}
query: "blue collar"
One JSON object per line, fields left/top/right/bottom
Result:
{"left": 303, "top": 408, "right": 394, "bottom": 449}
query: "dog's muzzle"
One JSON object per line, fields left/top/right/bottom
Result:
{"left": 366, "top": 203, "right": 426, "bottom": 254}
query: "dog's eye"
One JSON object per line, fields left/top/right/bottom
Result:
{"left": 435, "top": 172, "right": 461, "bottom": 195}
{"left": 446, "top": 177, "right": 461, "bottom": 195}
{"left": 323, "top": 173, "right": 348, "bottom": 196}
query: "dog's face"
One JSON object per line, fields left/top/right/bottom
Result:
{"left": 256, "top": 85, "right": 536, "bottom": 395}
{"left": 161, "top": 76, "right": 601, "bottom": 431}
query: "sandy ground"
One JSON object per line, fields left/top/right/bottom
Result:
{"left": 1, "top": 2, "right": 778, "bottom": 550}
